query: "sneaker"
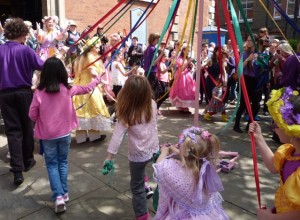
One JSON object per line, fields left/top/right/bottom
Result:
{"left": 63, "top": 193, "right": 69, "bottom": 203}
{"left": 55, "top": 196, "right": 66, "bottom": 213}
{"left": 204, "top": 113, "right": 212, "bottom": 121}
{"left": 254, "top": 115, "right": 261, "bottom": 121}
{"left": 244, "top": 114, "right": 250, "bottom": 121}
{"left": 157, "top": 110, "right": 163, "bottom": 116}
{"left": 145, "top": 185, "right": 154, "bottom": 199}
{"left": 6, "top": 151, "right": 10, "bottom": 159}
{"left": 221, "top": 114, "right": 228, "bottom": 122}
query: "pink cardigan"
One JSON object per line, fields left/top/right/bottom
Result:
{"left": 107, "top": 100, "right": 159, "bottom": 162}
{"left": 29, "top": 76, "right": 102, "bottom": 140}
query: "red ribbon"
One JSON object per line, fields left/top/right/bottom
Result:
{"left": 221, "top": 0, "right": 262, "bottom": 208}
{"left": 71, "top": 0, "right": 127, "bottom": 50}
{"left": 81, "top": 0, "right": 161, "bottom": 71}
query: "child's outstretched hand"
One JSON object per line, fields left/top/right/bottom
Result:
{"left": 248, "top": 122, "right": 262, "bottom": 138}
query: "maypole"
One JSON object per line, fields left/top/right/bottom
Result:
{"left": 194, "top": 0, "right": 204, "bottom": 126}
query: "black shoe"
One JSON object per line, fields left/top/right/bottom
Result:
{"left": 24, "top": 159, "right": 36, "bottom": 172}
{"left": 92, "top": 135, "right": 107, "bottom": 142}
{"left": 14, "top": 172, "right": 24, "bottom": 185}
{"left": 233, "top": 126, "right": 243, "bottom": 133}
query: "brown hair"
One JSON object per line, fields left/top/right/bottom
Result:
{"left": 148, "top": 33, "right": 160, "bottom": 45}
{"left": 116, "top": 75, "right": 153, "bottom": 127}
{"left": 4, "top": 18, "right": 29, "bottom": 40}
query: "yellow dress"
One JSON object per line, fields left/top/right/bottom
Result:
{"left": 72, "top": 53, "right": 111, "bottom": 131}
{"left": 273, "top": 144, "right": 300, "bottom": 213}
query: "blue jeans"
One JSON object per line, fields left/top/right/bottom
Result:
{"left": 42, "top": 135, "right": 71, "bottom": 201}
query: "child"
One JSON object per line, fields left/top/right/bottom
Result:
{"left": 204, "top": 78, "right": 228, "bottom": 122}
{"left": 156, "top": 50, "right": 173, "bottom": 116}
{"left": 249, "top": 87, "right": 300, "bottom": 220}
{"left": 153, "top": 126, "right": 229, "bottom": 220}
{"left": 104, "top": 75, "right": 159, "bottom": 220}
{"left": 29, "top": 57, "right": 104, "bottom": 213}
{"left": 169, "top": 58, "right": 196, "bottom": 114}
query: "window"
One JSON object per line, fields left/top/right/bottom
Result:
{"left": 238, "top": 0, "right": 254, "bottom": 22}
{"left": 273, "top": 0, "right": 282, "bottom": 19}
{"left": 286, "top": 0, "right": 300, "bottom": 18}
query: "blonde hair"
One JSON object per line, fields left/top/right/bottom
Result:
{"left": 116, "top": 75, "right": 153, "bottom": 127}
{"left": 179, "top": 133, "right": 220, "bottom": 184}
{"left": 148, "top": 33, "right": 160, "bottom": 45}
{"left": 278, "top": 43, "right": 293, "bottom": 55}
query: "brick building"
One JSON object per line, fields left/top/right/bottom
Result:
{"left": 0, "top": 0, "right": 213, "bottom": 48}
{"left": 218, "top": 0, "right": 300, "bottom": 41}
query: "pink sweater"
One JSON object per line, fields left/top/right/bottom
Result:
{"left": 29, "top": 76, "right": 101, "bottom": 140}
{"left": 107, "top": 100, "right": 159, "bottom": 162}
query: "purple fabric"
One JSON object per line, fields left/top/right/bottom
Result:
{"left": 193, "top": 159, "right": 224, "bottom": 203}
{"left": 280, "top": 53, "right": 300, "bottom": 90}
{"left": 0, "top": 41, "right": 44, "bottom": 90}
{"left": 282, "top": 158, "right": 300, "bottom": 183}
{"left": 242, "top": 51, "right": 256, "bottom": 78}
{"left": 143, "top": 45, "right": 158, "bottom": 73}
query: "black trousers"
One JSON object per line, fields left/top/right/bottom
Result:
{"left": 157, "top": 81, "right": 169, "bottom": 109}
{"left": 0, "top": 88, "right": 35, "bottom": 172}
{"left": 234, "top": 75, "right": 262, "bottom": 128}
{"left": 146, "top": 72, "right": 160, "bottom": 100}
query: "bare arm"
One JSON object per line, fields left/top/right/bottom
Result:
{"left": 257, "top": 208, "right": 300, "bottom": 220}
{"left": 249, "top": 122, "right": 277, "bottom": 173}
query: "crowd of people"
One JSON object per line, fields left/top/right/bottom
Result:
{"left": 0, "top": 16, "right": 300, "bottom": 220}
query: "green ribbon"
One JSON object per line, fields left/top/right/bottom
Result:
{"left": 235, "top": 0, "right": 258, "bottom": 52}
{"left": 146, "top": 0, "right": 179, "bottom": 77}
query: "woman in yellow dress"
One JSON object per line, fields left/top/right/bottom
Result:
{"left": 72, "top": 37, "right": 111, "bottom": 144}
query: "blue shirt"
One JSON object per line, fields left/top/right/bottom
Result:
{"left": 0, "top": 41, "right": 44, "bottom": 90}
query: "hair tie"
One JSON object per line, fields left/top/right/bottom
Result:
{"left": 178, "top": 126, "right": 211, "bottom": 146}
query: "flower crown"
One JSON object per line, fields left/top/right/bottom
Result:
{"left": 267, "top": 87, "right": 300, "bottom": 137}
{"left": 178, "top": 126, "right": 211, "bottom": 146}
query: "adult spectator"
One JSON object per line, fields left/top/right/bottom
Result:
{"left": 24, "top": 21, "right": 37, "bottom": 50}
{"left": 0, "top": 18, "right": 44, "bottom": 185}
{"left": 65, "top": 20, "right": 81, "bottom": 64}
{"left": 280, "top": 43, "right": 300, "bottom": 90}
{"left": 233, "top": 34, "right": 261, "bottom": 133}
{"left": 208, "top": 42, "right": 216, "bottom": 58}
{"left": 94, "top": 25, "right": 108, "bottom": 44}
{"left": 127, "top": 36, "right": 143, "bottom": 67}
{"left": 143, "top": 33, "right": 162, "bottom": 99}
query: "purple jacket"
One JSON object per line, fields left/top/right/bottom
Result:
{"left": 280, "top": 53, "right": 300, "bottom": 90}
{"left": 143, "top": 45, "right": 158, "bottom": 73}
{"left": 0, "top": 41, "right": 44, "bottom": 90}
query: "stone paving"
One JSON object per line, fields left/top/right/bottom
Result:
{"left": 0, "top": 102, "right": 279, "bottom": 220}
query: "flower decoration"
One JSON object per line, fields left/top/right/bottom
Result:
{"left": 267, "top": 87, "right": 300, "bottom": 137}
{"left": 177, "top": 126, "right": 211, "bottom": 145}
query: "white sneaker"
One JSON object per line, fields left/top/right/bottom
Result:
{"left": 6, "top": 151, "right": 10, "bottom": 159}
{"left": 63, "top": 193, "right": 69, "bottom": 203}
{"left": 55, "top": 196, "right": 66, "bottom": 213}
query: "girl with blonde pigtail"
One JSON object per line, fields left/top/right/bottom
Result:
{"left": 153, "top": 126, "right": 229, "bottom": 220}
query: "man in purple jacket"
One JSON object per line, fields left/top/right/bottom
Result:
{"left": 280, "top": 43, "right": 300, "bottom": 90}
{"left": 0, "top": 18, "right": 44, "bottom": 185}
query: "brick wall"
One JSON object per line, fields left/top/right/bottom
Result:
{"left": 65, "top": 0, "right": 209, "bottom": 42}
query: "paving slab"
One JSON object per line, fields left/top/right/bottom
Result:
{"left": 0, "top": 101, "right": 282, "bottom": 220}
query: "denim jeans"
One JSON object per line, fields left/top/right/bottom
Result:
{"left": 42, "top": 135, "right": 71, "bottom": 201}
{"left": 129, "top": 160, "right": 150, "bottom": 217}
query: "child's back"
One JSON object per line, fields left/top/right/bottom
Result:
{"left": 154, "top": 157, "right": 228, "bottom": 220}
